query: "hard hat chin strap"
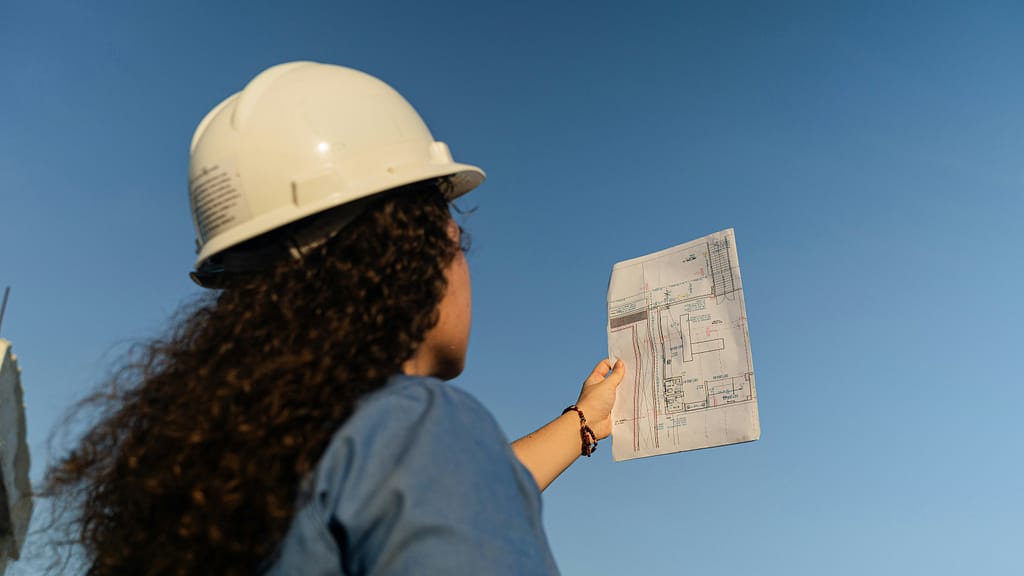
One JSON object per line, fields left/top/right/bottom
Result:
{"left": 191, "top": 194, "right": 376, "bottom": 288}
{"left": 283, "top": 195, "right": 374, "bottom": 260}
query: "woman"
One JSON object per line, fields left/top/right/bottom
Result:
{"left": 46, "top": 62, "right": 624, "bottom": 575}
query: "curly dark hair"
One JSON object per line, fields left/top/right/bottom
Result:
{"left": 43, "top": 184, "right": 461, "bottom": 575}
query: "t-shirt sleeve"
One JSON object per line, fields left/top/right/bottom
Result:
{"left": 311, "top": 377, "right": 559, "bottom": 576}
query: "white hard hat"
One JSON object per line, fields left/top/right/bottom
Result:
{"left": 188, "top": 61, "right": 485, "bottom": 286}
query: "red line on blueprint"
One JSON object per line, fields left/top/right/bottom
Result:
{"left": 647, "top": 315, "right": 655, "bottom": 446}
{"left": 647, "top": 318, "right": 658, "bottom": 449}
{"left": 631, "top": 325, "right": 641, "bottom": 452}
{"left": 611, "top": 324, "right": 643, "bottom": 453}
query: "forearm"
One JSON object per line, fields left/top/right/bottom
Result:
{"left": 511, "top": 412, "right": 584, "bottom": 492}
{"left": 512, "top": 359, "right": 623, "bottom": 492}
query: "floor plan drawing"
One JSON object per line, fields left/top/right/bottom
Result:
{"left": 607, "top": 229, "right": 759, "bottom": 461}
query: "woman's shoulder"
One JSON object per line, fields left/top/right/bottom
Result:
{"left": 306, "top": 375, "right": 550, "bottom": 565}
{"left": 353, "top": 374, "right": 496, "bottom": 430}
{"left": 269, "top": 375, "right": 556, "bottom": 575}
{"left": 312, "top": 374, "right": 513, "bottom": 496}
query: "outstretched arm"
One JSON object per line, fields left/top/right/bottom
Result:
{"left": 511, "top": 359, "right": 625, "bottom": 491}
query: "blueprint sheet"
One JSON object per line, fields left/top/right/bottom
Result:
{"left": 607, "top": 228, "right": 759, "bottom": 461}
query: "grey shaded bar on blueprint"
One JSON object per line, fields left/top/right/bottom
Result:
{"left": 609, "top": 310, "right": 649, "bottom": 329}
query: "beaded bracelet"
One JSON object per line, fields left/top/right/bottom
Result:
{"left": 562, "top": 404, "right": 598, "bottom": 457}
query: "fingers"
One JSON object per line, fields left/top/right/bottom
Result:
{"left": 584, "top": 358, "right": 626, "bottom": 387}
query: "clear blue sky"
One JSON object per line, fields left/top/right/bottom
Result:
{"left": 2, "top": 1, "right": 1022, "bottom": 573}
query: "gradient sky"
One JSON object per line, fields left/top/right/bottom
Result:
{"left": 2, "top": 1, "right": 1022, "bottom": 574}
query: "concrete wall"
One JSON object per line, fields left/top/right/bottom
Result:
{"left": 0, "top": 340, "right": 32, "bottom": 571}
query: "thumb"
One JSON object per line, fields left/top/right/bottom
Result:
{"left": 583, "top": 358, "right": 613, "bottom": 387}
{"left": 606, "top": 359, "right": 626, "bottom": 387}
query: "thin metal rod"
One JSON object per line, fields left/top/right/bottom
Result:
{"left": 0, "top": 286, "right": 9, "bottom": 338}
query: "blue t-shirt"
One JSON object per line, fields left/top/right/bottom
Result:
{"left": 264, "top": 374, "right": 560, "bottom": 575}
